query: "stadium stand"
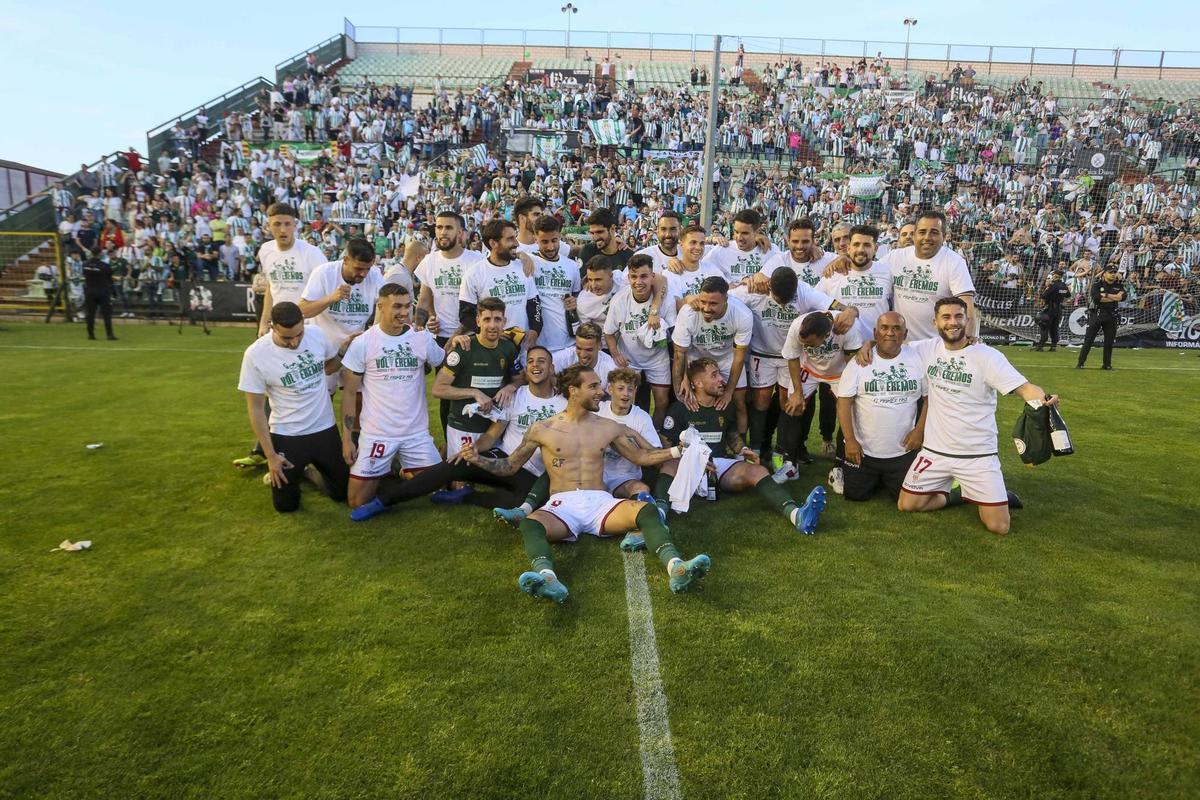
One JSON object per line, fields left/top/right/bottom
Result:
{"left": 1, "top": 27, "right": 1197, "bottom": 342}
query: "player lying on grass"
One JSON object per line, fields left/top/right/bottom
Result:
{"left": 856, "top": 297, "right": 1056, "bottom": 535}
{"left": 658, "top": 357, "right": 828, "bottom": 535}
{"left": 462, "top": 364, "right": 711, "bottom": 603}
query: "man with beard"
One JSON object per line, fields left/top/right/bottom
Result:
{"left": 514, "top": 196, "right": 572, "bottom": 259}
{"left": 349, "top": 344, "right": 563, "bottom": 521}
{"left": 759, "top": 218, "right": 836, "bottom": 288}
{"left": 464, "top": 364, "right": 711, "bottom": 603}
{"left": 857, "top": 297, "right": 1056, "bottom": 534}
{"left": 882, "top": 210, "right": 976, "bottom": 340}
{"left": 634, "top": 210, "right": 684, "bottom": 273}
{"left": 578, "top": 208, "right": 634, "bottom": 270}
{"left": 817, "top": 224, "right": 893, "bottom": 331}
{"left": 835, "top": 311, "right": 927, "bottom": 501}
{"left": 341, "top": 284, "right": 445, "bottom": 510}
{"left": 658, "top": 358, "right": 828, "bottom": 534}
{"left": 528, "top": 215, "right": 582, "bottom": 352}
{"left": 694, "top": 209, "right": 780, "bottom": 288}
{"left": 238, "top": 302, "right": 352, "bottom": 513}
{"left": 459, "top": 218, "right": 542, "bottom": 354}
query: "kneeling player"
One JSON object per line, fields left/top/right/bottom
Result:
{"left": 660, "top": 358, "right": 826, "bottom": 534}
{"left": 464, "top": 364, "right": 710, "bottom": 603}
{"left": 340, "top": 284, "right": 445, "bottom": 509}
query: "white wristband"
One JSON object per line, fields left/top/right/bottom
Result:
{"left": 669, "top": 446, "right": 682, "bottom": 459}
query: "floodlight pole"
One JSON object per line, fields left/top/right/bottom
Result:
{"left": 700, "top": 35, "right": 721, "bottom": 230}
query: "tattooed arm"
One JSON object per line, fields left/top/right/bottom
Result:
{"left": 340, "top": 370, "right": 363, "bottom": 465}
{"left": 463, "top": 421, "right": 542, "bottom": 476}
{"left": 610, "top": 422, "right": 680, "bottom": 467}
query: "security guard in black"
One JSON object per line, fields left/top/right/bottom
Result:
{"left": 82, "top": 253, "right": 117, "bottom": 340}
{"left": 1035, "top": 270, "right": 1071, "bottom": 350}
{"left": 1077, "top": 265, "right": 1124, "bottom": 369}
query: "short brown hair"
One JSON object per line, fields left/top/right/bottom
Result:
{"left": 686, "top": 357, "right": 719, "bottom": 382}
{"left": 556, "top": 363, "right": 595, "bottom": 398}
{"left": 266, "top": 202, "right": 298, "bottom": 218}
{"left": 607, "top": 367, "right": 641, "bottom": 389}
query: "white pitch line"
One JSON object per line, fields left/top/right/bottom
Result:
{"left": 623, "top": 552, "right": 683, "bottom": 800}
{"left": 1009, "top": 362, "right": 1200, "bottom": 372}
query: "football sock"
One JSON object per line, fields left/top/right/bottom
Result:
{"left": 654, "top": 472, "right": 674, "bottom": 506}
{"left": 946, "top": 486, "right": 964, "bottom": 507}
{"left": 756, "top": 475, "right": 800, "bottom": 522}
{"left": 522, "top": 472, "right": 551, "bottom": 511}
{"left": 519, "top": 517, "right": 555, "bottom": 573}
{"left": 747, "top": 406, "right": 768, "bottom": 454}
{"left": 636, "top": 504, "right": 680, "bottom": 568}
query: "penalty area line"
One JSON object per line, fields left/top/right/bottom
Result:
{"left": 623, "top": 551, "right": 683, "bottom": 800}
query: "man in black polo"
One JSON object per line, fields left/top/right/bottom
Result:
{"left": 81, "top": 249, "right": 117, "bottom": 341}
{"left": 1077, "top": 265, "right": 1125, "bottom": 370}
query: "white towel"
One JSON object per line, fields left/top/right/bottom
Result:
{"left": 668, "top": 426, "right": 711, "bottom": 513}
{"left": 636, "top": 320, "right": 668, "bottom": 350}
{"left": 462, "top": 402, "right": 508, "bottom": 423}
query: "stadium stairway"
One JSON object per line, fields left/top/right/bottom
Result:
{"left": 741, "top": 67, "right": 765, "bottom": 96}
{"left": 507, "top": 61, "right": 531, "bottom": 83}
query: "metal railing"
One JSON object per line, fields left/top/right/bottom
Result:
{"left": 274, "top": 34, "right": 347, "bottom": 83}
{"left": 0, "top": 150, "right": 130, "bottom": 232}
{"left": 345, "top": 23, "right": 1200, "bottom": 79}
{"left": 144, "top": 77, "right": 275, "bottom": 163}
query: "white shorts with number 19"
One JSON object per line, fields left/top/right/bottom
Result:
{"left": 351, "top": 433, "right": 441, "bottom": 479}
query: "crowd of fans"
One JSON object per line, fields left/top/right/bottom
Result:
{"left": 39, "top": 52, "right": 1200, "bottom": 323}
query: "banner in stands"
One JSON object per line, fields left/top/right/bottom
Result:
{"left": 505, "top": 129, "right": 581, "bottom": 154}
{"left": 246, "top": 141, "right": 330, "bottom": 162}
{"left": 526, "top": 68, "right": 592, "bottom": 87}
{"left": 974, "top": 280, "right": 1196, "bottom": 348}
{"left": 1072, "top": 148, "right": 1123, "bottom": 180}
{"left": 588, "top": 119, "right": 626, "bottom": 146}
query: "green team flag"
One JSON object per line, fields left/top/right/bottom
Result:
{"left": 1158, "top": 290, "right": 1184, "bottom": 334}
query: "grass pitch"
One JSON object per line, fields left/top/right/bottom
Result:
{"left": 1, "top": 321, "right": 1197, "bottom": 799}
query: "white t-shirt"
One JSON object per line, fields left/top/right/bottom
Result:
{"left": 341, "top": 325, "right": 444, "bottom": 438}
{"left": 259, "top": 239, "right": 327, "bottom": 308}
{"left": 836, "top": 345, "right": 927, "bottom": 458}
{"left": 908, "top": 337, "right": 1027, "bottom": 457}
{"left": 414, "top": 249, "right": 485, "bottom": 337}
{"left": 531, "top": 254, "right": 582, "bottom": 351}
{"left": 817, "top": 262, "right": 894, "bottom": 330}
{"left": 237, "top": 327, "right": 337, "bottom": 436}
{"left": 517, "top": 240, "right": 571, "bottom": 259}
{"left": 603, "top": 285, "right": 678, "bottom": 369}
{"left": 459, "top": 259, "right": 538, "bottom": 331}
{"left": 552, "top": 347, "right": 616, "bottom": 389}
{"left": 702, "top": 243, "right": 779, "bottom": 284}
{"left": 671, "top": 296, "right": 754, "bottom": 366}
{"left": 884, "top": 245, "right": 976, "bottom": 340}
{"left": 301, "top": 261, "right": 384, "bottom": 345}
{"left": 499, "top": 386, "right": 567, "bottom": 475}
{"left": 380, "top": 261, "right": 415, "bottom": 297}
{"left": 781, "top": 312, "right": 868, "bottom": 380}
{"left": 598, "top": 401, "right": 663, "bottom": 483}
{"left": 761, "top": 250, "right": 836, "bottom": 288}
{"left": 666, "top": 263, "right": 728, "bottom": 307}
{"left": 729, "top": 286, "right": 817, "bottom": 357}
{"left": 633, "top": 244, "right": 678, "bottom": 273}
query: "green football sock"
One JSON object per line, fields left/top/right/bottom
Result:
{"left": 636, "top": 504, "right": 680, "bottom": 568}
{"left": 523, "top": 472, "right": 551, "bottom": 512}
{"left": 755, "top": 476, "right": 799, "bottom": 522}
{"left": 945, "top": 485, "right": 964, "bottom": 507}
{"left": 519, "top": 518, "right": 555, "bottom": 573}
{"left": 654, "top": 472, "right": 674, "bottom": 505}
{"left": 747, "top": 406, "right": 768, "bottom": 452}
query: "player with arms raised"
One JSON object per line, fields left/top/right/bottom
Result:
{"left": 464, "top": 364, "right": 710, "bottom": 604}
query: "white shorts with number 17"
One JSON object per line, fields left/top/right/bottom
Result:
{"left": 901, "top": 448, "right": 1009, "bottom": 505}
{"left": 748, "top": 355, "right": 787, "bottom": 389}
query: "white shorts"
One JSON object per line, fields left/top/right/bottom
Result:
{"left": 537, "top": 489, "right": 627, "bottom": 541}
{"left": 628, "top": 350, "right": 672, "bottom": 386}
{"left": 351, "top": 433, "right": 442, "bottom": 479}
{"left": 712, "top": 456, "right": 744, "bottom": 483}
{"left": 901, "top": 448, "right": 1009, "bottom": 505}
{"left": 781, "top": 368, "right": 838, "bottom": 398}
{"left": 445, "top": 424, "right": 482, "bottom": 456}
{"left": 748, "top": 354, "right": 787, "bottom": 389}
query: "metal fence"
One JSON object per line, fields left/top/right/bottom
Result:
{"left": 346, "top": 23, "right": 1200, "bottom": 79}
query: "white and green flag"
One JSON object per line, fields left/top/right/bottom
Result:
{"left": 532, "top": 134, "right": 567, "bottom": 161}
{"left": 1158, "top": 290, "right": 1184, "bottom": 334}
{"left": 588, "top": 119, "right": 625, "bottom": 146}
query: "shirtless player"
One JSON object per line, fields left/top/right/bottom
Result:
{"left": 462, "top": 364, "right": 711, "bottom": 604}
